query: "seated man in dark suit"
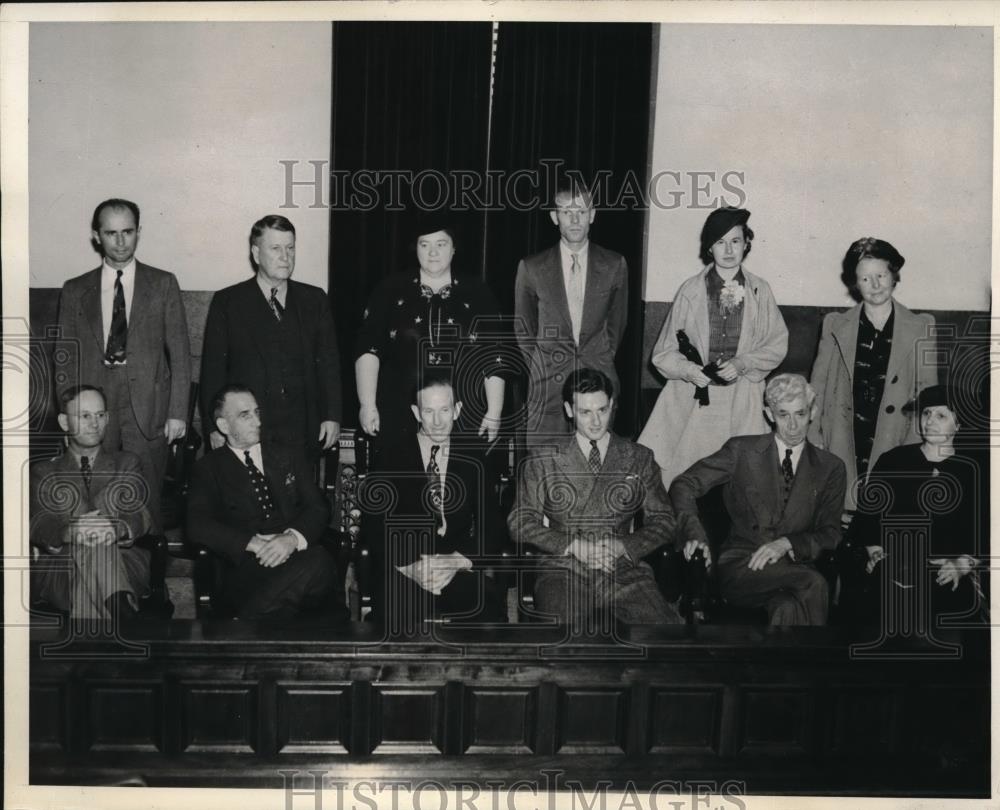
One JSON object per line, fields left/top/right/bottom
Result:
{"left": 186, "top": 384, "right": 340, "bottom": 620}
{"left": 30, "top": 385, "right": 152, "bottom": 620}
{"left": 508, "top": 368, "right": 707, "bottom": 626}
{"left": 362, "top": 372, "right": 506, "bottom": 633}
{"left": 669, "top": 373, "right": 846, "bottom": 626}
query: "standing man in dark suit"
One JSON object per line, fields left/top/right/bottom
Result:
{"left": 669, "top": 373, "right": 847, "bottom": 626}
{"left": 507, "top": 368, "right": 706, "bottom": 626}
{"left": 186, "top": 385, "right": 340, "bottom": 620}
{"left": 200, "top": 215, "right": 341, "bottom": 462}
{"left": 30, "top": 385, "right": 152, "bottom": 620}
{"left": 362, "top": 373, "right": 506, "bottom": 633}
{"left": 514, "top": 182, "right": 629, "bottom": 446}
{"left": 57, "top": 198, "right": 191, "bottom": 534}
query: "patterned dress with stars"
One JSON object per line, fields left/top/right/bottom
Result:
{"left": 356, "top": 271, "right": 507, "bottom": 444}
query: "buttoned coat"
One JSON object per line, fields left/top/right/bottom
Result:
{"left": 807, "top": 301, "right": 937, "bottom": 509}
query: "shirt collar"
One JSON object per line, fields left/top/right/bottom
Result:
{"left": 559, "top": 240, "right": 589, "bottom": 263}
{"left": 774, "top": 436, "right": 805, "bottom": 468}
{"left": 102, "top": 258, "right": 136, "bottom": 282}
{"left": 229, "top": 441, "right": 262, "bottom": 465}
{"left": 256, "top": 274, "right": 288, "bottom": 302}
{"left": 417, "top": 431, "right": 450, "bottom": 456}
{"left": 66, "top": 446, "right": 101, "bottom": 467}
{"left": 575, "top": 431, "right": 610, "bottom": 461}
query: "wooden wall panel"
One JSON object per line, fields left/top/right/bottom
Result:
{"left": 277, "top": 682, "right": 351, "bottom": 754}
{"left": 556, "top": 687, "right": 629, "bottom": 754}
{"left": 86, "top": 682, "right": 162, "bottom": 752}
{"left": 179, "top": 682, "right": 257, "bottom": 753}
{"left": 29, "top": 683, "right": 65, "bottom": 752}
{"left": 647, "top": 686, "right": 722, "bottom": 754}
{"left": 370, "top": 684, "right": 445, "bottom": 754}
{"left": 463, "top": 686, "right": 537, "bottom": 754}
{"left": 739, "top": 687, "right": 814, "bottom": 757}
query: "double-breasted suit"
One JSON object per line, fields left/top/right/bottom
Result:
{"left": 57, "top": 262, "right": 191, "bottom": 532}
{"left": 808, "top": 301, "right": 937, "bottom": 509}
{"left": 29, "top": 449, "right": 152, "bottom": 616}
{"left": 199, "top": 278, "right": 342, "bottom": 460}
{"left": 514, "top": 244, "right": 628, "bottom": 442}
{"left": 669, "top": 433, "right": 846, "bottom": 625}
{"left": 186, "top": 443, "right": 337, "bottom": 619}
{"left": 508, "top": 434, "right": 692, "bottom": 625}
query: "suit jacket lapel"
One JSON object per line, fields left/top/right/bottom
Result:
{"left": 753, "top": 435, "right": 784, "bottom": 523}
{"left": 883, "top": 303, "right": 920, "bottom": 391}
{"left": 555, "top": 435, "right": 598, "bottom": 510}
{"left": 542, "top": 246, "right": 574, "bottom": 342}
{"left": 688, "top": 270, "right": 711, "bottom": 361}
{"left": 80, "top": 268, "right": 106, "bottom": 353}
{"left": 240, "top": 278, "right": 270, "bottom": 365}
{"left": 831, "top": 306, "right": 861, "bottom": 384}
{"left": 579, "top": 245, "right": 604, "bottom": 342}
{"left": 781, "top": 441, "right": 816, "bottom": 525}
{"left": 128, "top": 262, "right": 149, "bottom": 334}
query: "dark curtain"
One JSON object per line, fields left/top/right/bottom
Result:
{"left": 485, "top": 23, "right": 653, "bottom": 437}
{"left": 329, "top": 22, "right": 493, "bottom": 428}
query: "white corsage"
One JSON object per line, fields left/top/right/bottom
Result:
{"left": 719, "top": 278, "right": 745, "bottom": 315}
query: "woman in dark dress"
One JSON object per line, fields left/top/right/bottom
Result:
{"left": 843, "top": 385, "right": 987, "bottom": 626}
{"left": 355, "top": 218, "right": 506, "bottom": 448}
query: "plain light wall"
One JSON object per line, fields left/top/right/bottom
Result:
{"left": 645, "top": 24, "right": 993, "bottom": 310}
{"left": 29, "top": 22, "right": 332, "bottom": 291}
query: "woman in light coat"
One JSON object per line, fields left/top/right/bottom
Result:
{"left": 639, "top": 208, "right": 788, "bottom": 489}
{"left": 808, "top": 237, "right": 937, "bottom": 511}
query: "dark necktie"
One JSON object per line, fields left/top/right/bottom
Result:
{"left": 105, "top": 269, "right": 127, "bottom": 363}
{"left": 427, "top": 444, "right": 443, "bottom": 510}
{"left": 781, "top": 448, "right": 794, "bottom": 503}
{"left": 244, "top": 450, "right": 275, "bottom": 521}
{"left": 269, "top": 287, "right": 284, "bottom": 322}
{"left": 588, "top": 440, "right": 602, "bottom": 474}
{"left": 80, "top": 454, "right": 92, "bottom": 492}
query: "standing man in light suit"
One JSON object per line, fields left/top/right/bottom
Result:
{"left": 57, "top": 198, "right": 191, "bottom": 535}
{"left": 514, "top": 181, "right": 629, "bottom": 446}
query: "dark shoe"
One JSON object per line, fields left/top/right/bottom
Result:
{"left": 104, "top": 591, "right": 138, "bottom": 621}
{"left": 139, "top": 587, "right": 175, "bottom": 619}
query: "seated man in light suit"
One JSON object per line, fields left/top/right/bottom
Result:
{"left": 186, "top": 384, "right": 342, "bottom": 620}
{"left": 30, "top": 385, "right": 153, "bottom": 620}
{"left": 508, "top": 368, "right": 707, "bottom": 626}
{"left": 361, "top": 372, "right": 506, "bottom": 633}
{"left": 669, "top": 373, "right": 846, "bottom": 626}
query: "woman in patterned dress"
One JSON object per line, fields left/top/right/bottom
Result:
{"left": 808, "top": 238, "right": 937, "bottom": 512}
{"left": 355, "top": 218, "right": 506, "bottom": 449}
{"left": 638, "top": 207, "right": 788, "bottom": 489}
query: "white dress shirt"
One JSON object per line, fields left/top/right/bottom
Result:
{"left": 559, "top": 240, "right": 589, "bottom": 344}
{"left": 417, "top": 432, "right": 450, "bottom": 480}
{"left": 256, "top": 275, "right": 287, "bottom": 307}
{"left": 774, "top": 436, "right": 805, "bottom": 475}
{"left": 101, "top": 258, "right": 136, "bottom": 354}
{"left": 575, "top": 431, "right": 611, "bottom": 465}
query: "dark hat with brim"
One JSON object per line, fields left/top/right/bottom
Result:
{"left": 903, "top": 385, "right": 976, "bottom": 427}
{"left": 700, "top": 206, "right": 751, "bottom": 249}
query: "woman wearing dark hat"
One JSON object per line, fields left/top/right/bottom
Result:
{"left": 841, "top": 384, "right": 987, "bottom": 625}
{"left": 355, "top": 216, "right": 505, "bottom": 447}
{"left": 808, "top": 237, "right": 937, "bottom": 512}
{"left": 638, "top": 207, "right": 788, "bottom": 488}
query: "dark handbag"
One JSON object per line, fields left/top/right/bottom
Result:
{"left": 676, "top": 330, "right": 727, "bottom": 407}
